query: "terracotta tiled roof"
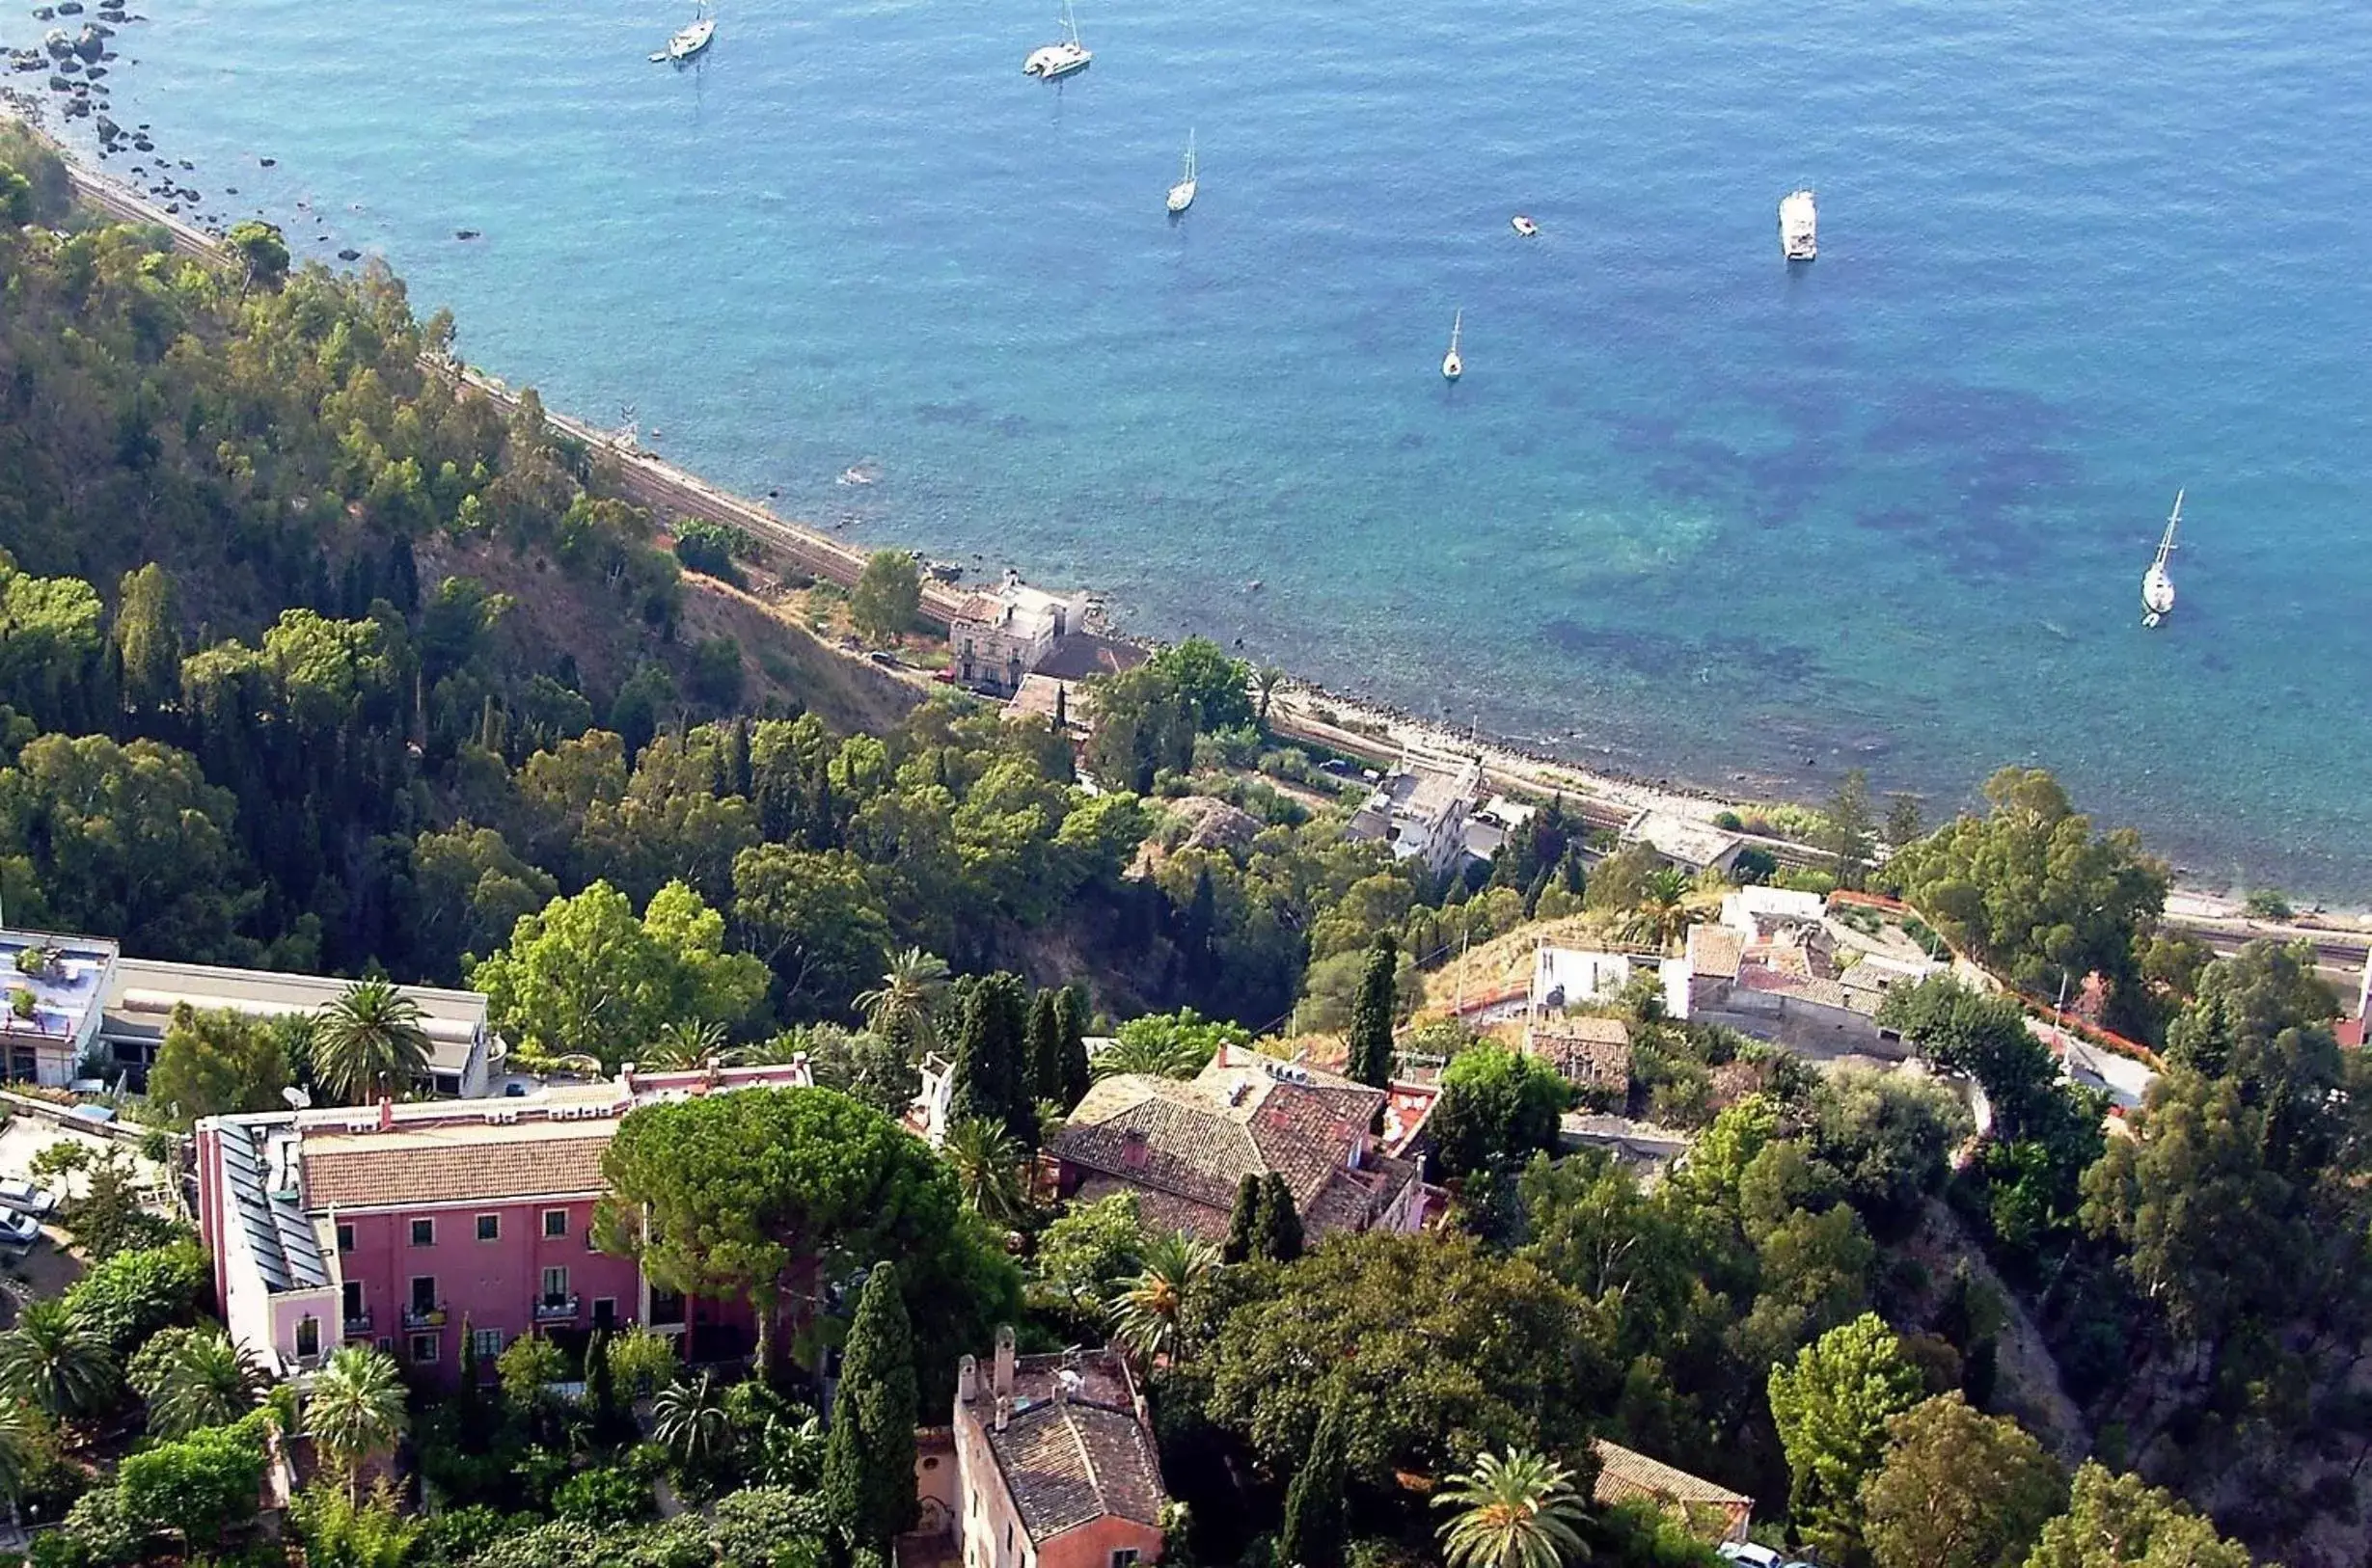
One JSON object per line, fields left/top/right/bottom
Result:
{"left": 989, "top": 1398, "right": 1166, "bottom": 1540}
{"left": 1687, "top": 925, "right": 1745, "bottom": 980}
{"left": 1052, "top": 1048, "right": 1383, "bottom": 1222}
{"left": 1071, "top": 1174, "right": 1230, "bottom": 1239}
{"left": 301, "top": 1124, "right": 613, "bottom": 1210}
{"left": 1591, "top": 1437, "right": 1751, "bottom": 1516}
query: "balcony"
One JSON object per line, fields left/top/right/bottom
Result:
{"left": 533, "top": 1295, "right": 580, "bottom": 1325}
{"left": 401, "top": 1305, "right": 448, "bottom": 1331}
{"left": 341, "top": 1310, "right": 372, "bottom": 1337}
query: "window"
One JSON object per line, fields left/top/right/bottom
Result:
{"left": 410, "top": 1276, "right": 437, "bottom": 1314}
{"left": 1005, "top": 1527, "right": 1014, "bottom": 1556}
{"left": 409, "top": 1333, "right": 439, "bottom": 1364}
{"left": 472, "top": 1327, "right": 504, "bottom": 1359}
{"left": 294, "top": 1316, "right": 320, "bottom": 1359}
{"left": 543, "top": 1207, "right": 569, "bottom": 1239}
{"left": 409, "top": 1218, "right": 434, "bottom": 1247}
{"left": 476, "top": 1213, "right": 500, "bottom": 1242}
{"left": 592, "top": 1298, "right": 617, "bottom": 1329}
{"left": 540, "top": 1266, "right": 569, "bottom": 1306}
{"left": 922, "top": 1456, "right": 940, "bottom": 1472}
{"left": 336, "top": 1223, "right": 354, "bottom": 1253}
{"left": 1110, "top": 1553, "right": 1139, "bottom": 1568}
{"left": 341, "top": 1281, "right": 363, "bottom": 1322}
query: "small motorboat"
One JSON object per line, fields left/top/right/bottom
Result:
{"left": 1511, "top": 214, "right": 1539, "bottom": 237}
{"left": 1780, "top": 188, "right": 1817, "bottom": 261}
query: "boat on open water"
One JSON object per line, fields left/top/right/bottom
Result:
{"left": 1024, "top": 2, "right": 1091, "bottom": 78}
{"left": 1780, "top": 188, "right": 1816, "bottom": 260}
{"left": 2142, "top": 490, "right": 2181, "bottom": 627}
{"left": 651, "top": 8, "right": 714, "bottom": 63}
{"left": 1167, "top": 130, "right": 1197, "bottom": 213}
{"left": 1441, "top": 310, "right": 1463, "bottom": 381}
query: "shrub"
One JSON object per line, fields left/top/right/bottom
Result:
{"left": 553, "top": 1465, "right": 652, "bottom": 1527}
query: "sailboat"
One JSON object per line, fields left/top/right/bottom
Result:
{"left": 1023, "top": 1, "right": 1091, "bottom": 77}
{"left": 650, "top": 5, "right": 714, "bottom": 63}
{"left": 1441, "top": 310, "right": 1463, "bottom": 382}
{"left": 1166, "top": 131, "right": 1198, "bottom": 214}
{"left": 2141, "top": 490, "right": 2181, "bottom": 627}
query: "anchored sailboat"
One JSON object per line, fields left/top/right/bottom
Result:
{"left": 1441, "top": 311, "right": 1463, "bottom": 382}
{"left": 650, "top": 5, "right": 714, "bottom": 63}
{"left": 1167, "top": 130, "right": 1198, "bottom": 214}
{"left": 2141, "top": 490, "right": 2181, "bottom": 627}
{"left": 1023, "top": 0, "right": 1091, "bottom": 78}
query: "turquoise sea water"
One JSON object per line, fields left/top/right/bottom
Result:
{"left": 20, "top": 0, "right": 2372, "bottom": 893}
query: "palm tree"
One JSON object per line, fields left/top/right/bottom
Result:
{"left": 943, "top": 1116, "right": 1027, "bottom": 1228}
{"left": 652, "top": 1370, "right": 731, "bottom": 1469}
{"left": 1433, "top": 1447, "right": 1592, "bottom": 1568}
{"left": 1089, "top": 1032, "right": 1211, "bottom": 1083}
{"left": 856, "top": 948, "right": 950, "bottom": 1056}
{"left": 305, "top": 1346, "right": 408, "bottom": 1501}
{"left": 0, "top": 1300, "right": 116, "bottom": 1421}
{"left": 1252, "top": 666, "right": 1287, "bottom": 726}
{"left": 643, "top": 1018, "right": 727, "bottom": 1069}
{"left": 1108, "top": 1231, "right": 1219, "bottom": 1365}
{"left": 311, "top": 980, "right": 431, "bottom": 1104}
{"left": 147, "top": 1328, "right": 267, "bottom": 1438}
{"left": 1624, "top": 867, "right": 1702, "bottom": 953}
{"left": 0, "top": 1401, "right": 36, "bottom": 1507}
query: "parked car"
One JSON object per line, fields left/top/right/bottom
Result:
{"left": 0, "top": 1176, "right": 59, "bottom": 1218}
{"left": 1716, "top": 1548, "right": 1784, "bottom": 1568}
{"left": 0, "top": 1209, "right": 41, "bottom": 1249}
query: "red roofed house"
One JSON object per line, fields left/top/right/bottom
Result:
{"left": 194, "top": 1062, "right": 811, "bottom": 1381}
{"left": 1046, "top": 1045, "right": 1427, "bottom": 1240}
{"left": 1589, "top": 1439, "right": 1753, "bottom": 1544}
{"left": 947, "top": 1328, "right": 1167, "bottom": 1568}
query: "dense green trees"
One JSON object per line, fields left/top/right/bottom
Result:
{"left": 1279, "top": 1390, "right": 1350, "bottom": 1568}
{"left": 597, "top": 1085, "right": 1019, "bottom": 1381}
{"left": 1858, "top": 1393, "right": 2064, "bottom": 1568}
{"left": 1766, "top": 1314, "right": 1926, "bottom": 1564}
{"left": 820, "top": 1264, "right": 920, "bottom": 1554}
{"left": 850, "top": 551, "right": 921, "bottom": 645}
{"left": 146, "top": 1004, "right": 293, "bottom": 1124}
{"left": 1880, "top": 768, "right": 2168, "bottom": 1031}
{"left": 1428, "top": 1042, "right": 1571, "bottom": 1178}
{"left": 2024, "top": 1462, "right": 2252, "bottom": 1568}
{"left": 471, "top": 879, "right": 769, "bottom": 1066}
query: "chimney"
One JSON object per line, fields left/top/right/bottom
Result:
{"left": 993, "top": 1324, "right": 1016, "bottom": 1401}
{"left": 375, "top": 1096, "right": 394, "bottom": 1133}
{"left": 995, "top": 1395, "right": 1012, "bottom": 1433}
{"left": 957, "top": 1354, "right": 979, "bottom": 1406}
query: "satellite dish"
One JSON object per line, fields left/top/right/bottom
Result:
{"left": 281, "top": 1087, "right": 313, "bottom": 1110}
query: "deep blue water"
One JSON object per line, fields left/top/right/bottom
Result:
{"left": 20, "top": 0, "right": 2372, "bottom": 894}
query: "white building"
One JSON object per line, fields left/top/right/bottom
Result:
{"left": 1625, "top": 809, "right": 1744, "bottom": 877}
{"left": 1532, "top": 945, "right": 1647, "bottom": 1015}
{"left": 1347, "top": 756, "right": 1484, "bottom": 882}
{"left": 949, "top": 570, "right": 1094, "bottom": 696}
{"left": 0, "top": 927, "right": 504, "bottom": 1096}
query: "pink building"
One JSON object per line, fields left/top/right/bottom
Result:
{"left": 195, "top": 1062, "right": 809, "bottom": 1379}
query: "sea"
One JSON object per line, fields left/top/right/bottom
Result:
{"left": 16, "top": 0, "right": 2372, "bottom": 897}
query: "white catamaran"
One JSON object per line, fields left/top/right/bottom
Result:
{"left": 652, "top": 7, "right": 714, "bottom": 63}
{"left": 2141, "top": 490, "right": 2181, "bottom": 627}
{"left": 1023, "top": 1, "right": 1091, "bottom": 78}
{"left": 1441, "top": 310, "right": 1463, "bottom": 382}
{"left": 1166, "top": 130, "right": 1198, "bottom": 214}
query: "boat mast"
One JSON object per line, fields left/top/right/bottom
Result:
{"left": 2156, "top": 489, "right": 2183, "bottom": 565}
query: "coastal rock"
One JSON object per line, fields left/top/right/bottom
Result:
{"left": 336, "top": 247, "right": 360, "bottom": 261}
{"left": 85, "top": 64, "right": 104, "bottom": 77}
{"left": 56, "top": 57, "right": 78, "bottom": 71}
{"left": 56, "top": 1, "right": 80, "bottom": 12}
{"left": 95, "top": 115, "right": 115, "bottom": 138}
{"left": 32, "top": 6, "right": 54, "bottom": 17}
{"left": 453, "top": 228, "right": 479, "bottom": 240}
{"left": 258, "top": 155, "right": 274, "bottom": 166}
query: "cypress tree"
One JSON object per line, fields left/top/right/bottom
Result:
{"left": 1254, "top": 1172, "right": 1304, "bottom": 1262}
{"left": 586, "top": 1327, "right": 623, "bottom": 1443}
{"left": 1223, "top": 1173, "right": 1263, "bottom": 1265}
{"left": 949, "top": 975, "right": 1034, "bottom": 1148}
{"left": 822, "top": 1263, "right": 920, "bottom": 1554}
{"left": 1025, "top": 989, "right": 1064, "bottom": 1107}
{"left": 1278, "top": 1389, "right": 1350, "bottom": 1568}
{"left": 1347, "top": 934, "right": 1398, "bottom": 1088}
{"left": 1053, "top": 987, "right": 1092, "bottom": 1110}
